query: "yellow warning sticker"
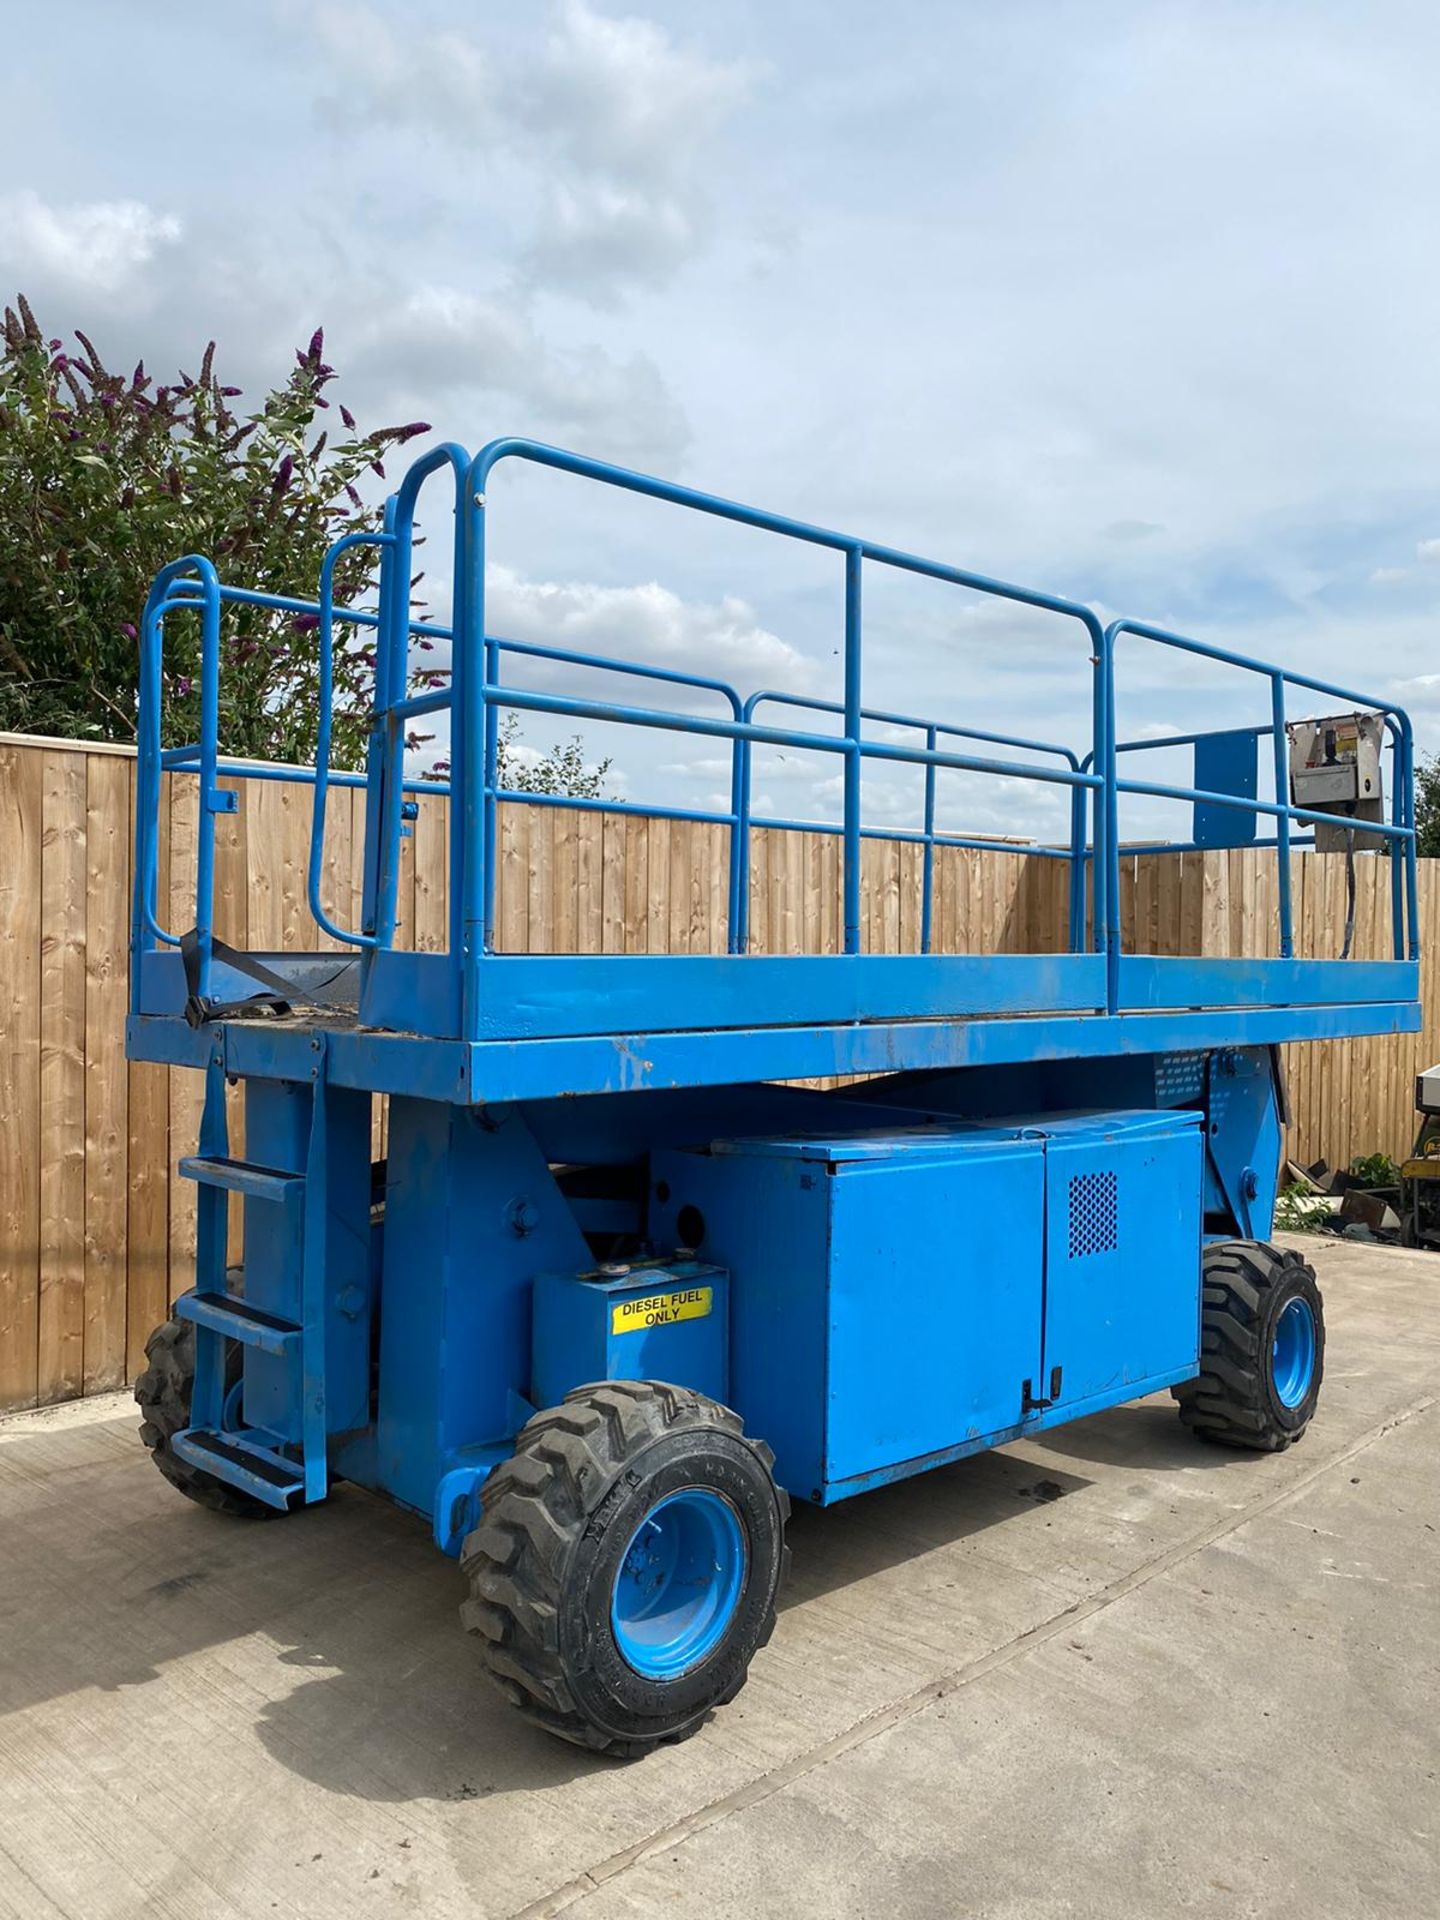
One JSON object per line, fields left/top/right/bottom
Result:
{"left": 611, "top": 1285, "right": 713, "bottom": 1335}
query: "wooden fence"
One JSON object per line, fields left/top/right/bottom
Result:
{"left": 2, "top": 730, "right": 1436, "bottom": 1413}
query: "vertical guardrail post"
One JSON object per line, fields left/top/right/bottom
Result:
{"left": 359, "top": 497, "right": 399, "bottom": 946}
{"left": 1097, "top": 620, "right": 1120, "bottom": 1010}
{"left": 374, "top": 503, "right": 412, "bottom": 953}
{"left": 483, "top": 635, "right": 499, "bottom": 953}
{"left": 1089, "top": 630, "right": 1107, "bottom": 968}
{"left": 1400, "top": 717, "right": 1419, "bottom": 961}
{"left": 308, "top": 530, "right": 391, "bottom": 948}
{"left": 921, "top": 724, "right": 937, "bottom": 955}
{"left": 1389, "top": 727, "right": 1405, "bottom": 961}
{"left": 460, "top": 467, "right": 485, "bottom": 1040}
{"left": 728, "top": 726, "right": 749, "bottom": 954}
{"left": 192, "top": 571, "right": 223, "bottom": 1002}
{"left": 1066, "top": 782, "right": 1086, "bottom": 954}
{"left": 1270, "top": 673, "right": 1294, "bottom": 959}
{"left": 843, "top": 546, "right": 863, "bottom": 955}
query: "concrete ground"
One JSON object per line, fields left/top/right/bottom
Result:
{"left": 0, "top": 1234, "right": 1436, "bottom": 1920}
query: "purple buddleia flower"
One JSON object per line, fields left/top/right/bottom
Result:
{"left": 291, "top": 612, "right": 320, "bottom": 633}
{"left": 345, "top": 483, "right": 361, "bottom": 508}
{"left": 273, "top": 453, "right": 294, "bottom": 493}
{"left": 395, "top": 421, "right": 431, "bottom": 444}
{"left": 175, "top": 675, "right": 193, "bottom": 697}
{"left": 340, "top": 404, "right": 356, "bottom": 430}
{"left": 308, "top": 327, "right": 324, "bottom": 361}
{"left": 371, "top": 460, "right": 385, "bottom": 478}
{"left": 50, "top": 352, "right": 69, "bottom": 372}
{"left": 220, "top": 385, "right": 242, "bottom": 397}
{"left": 48, "top": 337, "right": 61, "bottom": 350}
{"left": 121, "top": 623, "right": 137, "bottom": 639}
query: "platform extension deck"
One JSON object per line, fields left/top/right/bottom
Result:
{"left": 127, "top": 954, "right": 1420, "bottom": 1105}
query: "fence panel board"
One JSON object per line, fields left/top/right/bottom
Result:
{"left": 0, "top": 746, "right": 43, "bottom": 1409}
{"left": 38, "top": 749, "right": 87, "bottom": 1405}
{"left": 1, "top": 729, "right": 1438, "bottom": 1412}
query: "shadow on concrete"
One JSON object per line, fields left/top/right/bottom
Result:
{"left": 0, "top": 1395, "right": 1216, "bottom": 1802}
{"left": 1028, "top": 1396, "right": 1272, "bottom": 1474}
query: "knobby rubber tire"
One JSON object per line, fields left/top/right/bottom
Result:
{"left": 460, "top": 1380, "right": 790, "bottom": 1758}
{"left": 1173, "top": 1240, "right": 1324, "bottom": 1451}
{"left": 134, "top": 1317, "right": 277, "bottom": 1519}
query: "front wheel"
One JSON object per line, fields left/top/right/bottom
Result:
{"left": 461, "top": 1381, "right": 789, "bottom": 1757}
{"left": 1173, "top": 1240, "right": 1325, "bottom": 1451}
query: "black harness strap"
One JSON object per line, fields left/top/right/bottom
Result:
{"left": 181, "top": 928, "right": 294, "bottom": 1028}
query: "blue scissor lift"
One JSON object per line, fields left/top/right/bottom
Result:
{"left": 129, "top": 440, "right": 1421, "bottom": 1755}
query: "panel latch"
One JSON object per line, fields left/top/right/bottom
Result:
{"left": 1022, "top": 1366, "right": 1064, "bottom": 1414}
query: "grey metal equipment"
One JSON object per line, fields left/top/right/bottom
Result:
{"left": 1288, "top": 712, "right": 1388, "bottom": 959}
{"left": 1287, "top": 712, "right": 1386, "bottom": 852}
{"left": 1400, "top": 1064, "right": 1440, "bottom": 1250}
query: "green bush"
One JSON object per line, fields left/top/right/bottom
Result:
{"left": 0, "top": 292, "right": 429, "bottom": 768}
{"left": 1349, "top": 1152, "right": 1399, "bottom": 1189}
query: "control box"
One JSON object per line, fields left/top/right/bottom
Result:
{"left": 1287, "top": 711, "right": 1385, "bottom": 852}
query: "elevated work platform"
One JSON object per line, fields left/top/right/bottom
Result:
{"left": 127, "top": 437, "right": 1422, "bottom": 1102}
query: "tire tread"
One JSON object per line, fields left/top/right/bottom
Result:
{"left": 1174, "top": 1239, "right": 1323, "bottom": 1451}
{"left": 460, "top": 1379, "right": 787, "bottom": 1757}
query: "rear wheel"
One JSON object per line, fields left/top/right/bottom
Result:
{"left": 135, "top": 1317, "right": 277, "bottom": 1518}
{"left": 461, "top": 1381, "right": 789, "bottom": 1757}
{"left": 1174, "top": 1240, "right": 1324, "bottom": 1451}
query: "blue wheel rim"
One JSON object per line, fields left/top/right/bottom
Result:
{"left": 1271, "top": 1295, "right": 1317, "bottom": 1408}
{"left": 611, "top": 1488, "right": 747, "bottom": 1680}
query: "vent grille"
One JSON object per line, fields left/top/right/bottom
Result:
{"left": 1156, "top": 1050, "right": 1205, "bottom": 1103}
{"left": 1068, "top": 1171, "right": 1118, "bottom": 1258}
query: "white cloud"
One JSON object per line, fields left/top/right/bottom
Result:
{"left": 403, "top": 565, "right": 811, "bottom": 779}
{"left": 531, "top": 2, "right": 750, "bottom": 180}
{"left": 522, "top": 178, "right": 699, "bottom": 300}
{"left": 305, "top": 0, "right": 495, "bottom": 129}
{"left": 1418, "top": 539, "right": 1440, "bottom": 564}
{"left": 348, "top": 284, "right": 689, "bottom": 468}
{"left": 518, "top": 0, "right": 755, "bottom": 298}
{"left": 0, "top": 190, "right": 181, "bottom": 295}
{"left": 1371, "top": 567, "right": 1409, "bottom": 585}
{"left": 299, "top": 0, "right": 752, "bottom": 303}
{"left": 8, "top": 1, "right": 1440, "bottom": 798}
{"left": 1392, "top": 673, "right": 1440, "bottom": 710}
{"left": 485, "top": 563, "right": 815, "bottom": 697}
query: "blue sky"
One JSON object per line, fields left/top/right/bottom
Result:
{"left": 3, "top": 0, "right": 1437, "bottom": 843}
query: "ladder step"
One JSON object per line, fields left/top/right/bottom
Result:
{"left": 170, "top": 1429, "right": 305, "bottom": 1510}
{"left": 173, "top": 1289, "right": 301, "bottom": 1356}
{"left": 179, "top": 1155, "right": 304, "bottom": 1205}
